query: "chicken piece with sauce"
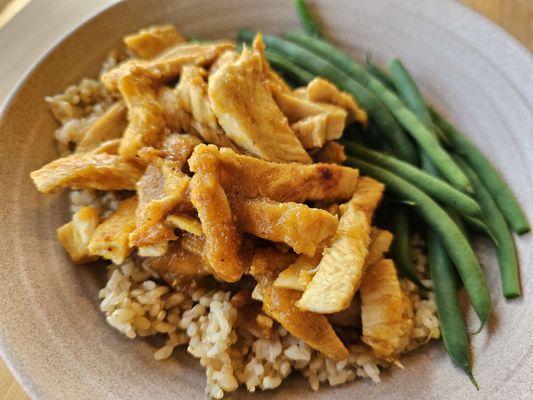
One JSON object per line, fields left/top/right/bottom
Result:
{"left": 30, "top": 152, "right": 143, "bottom": 194}
{"left": 143, "top": 234, "right": 210, "bottom": 291}
{"left": 360, "top": 258, "right": 414, "bottom": 359}
{"left": 56, "top": 206, "right": 100, "bottom": 264}
{"left": 129, "top": 132, "right": 201, "bottom": 254}
{"left": 297, "top": 177, "right": 384, "bottom": 314}
{"left": 88, "top": 196, "right": 138, "bottom": 265}
{"left": 102, "top": 41, "right": 236, "bottom": 90}
{"left": 194, "top": 145, "right": 359, "bottom": 203}
{"left": 124, "top": 24, "right": 185, "bottom": 59}
{"left": 76, "top": 102, "right": 127, "bottom": 153}
{"left": 271, "top": 84, "right": 347, "bottom": 147}
{"left": 208, "top": 45, "right": 311, "bottom": 163}
{"left": 188, "top": 145, "right": 247, "bottom": 283}
{"left": 236, "top": 198, "right": 338, "bottom": 257}
{"left": 303, "top": 77, "right": 368, "bottom": 126}
{"left": 250, "top": 247, "right": 349, "bottom": 361}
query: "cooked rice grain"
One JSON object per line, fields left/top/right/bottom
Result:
{"left": 99, "top": 259, "right": 439, "bottom": 398}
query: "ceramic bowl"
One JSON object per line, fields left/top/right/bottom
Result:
{"left": 0, "top": 0, "right": 532, "bottom": 398}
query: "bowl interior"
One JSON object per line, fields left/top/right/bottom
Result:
{"left": 0, "top": 0, "right": 532, "bottom": 399}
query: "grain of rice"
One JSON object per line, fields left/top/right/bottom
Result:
{"left": 154, "top": 345, "right": 174, "bottom": 361}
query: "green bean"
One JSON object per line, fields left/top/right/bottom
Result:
{"left": 391, "top": 207, "right": 426, "bottom": 288}
{"left": 388, "top": 58, "right": 481, "bottom": 356}
{"left": 387, "top": 56, "right": 488, "bottom": 238}
{"left": 376, "top": 59, "right": 434, "bottom": 295}
{"left": 365, "top": 59, "right": 395, "bottom": 89}
{"left": 462, "top": 215, "right": 496, "bottom": 242}
{"left": 284, "top": 33, "right": 471, "bottom": 191}
{"left": 344, "top": 158, "right": 492, "bottom": 327}
{"left": 427, "top": 229, "right": 478, "bottom": 387}
{"left": 455, "top": 157, "right": 521, "bottom": 298}
{"left": 264, "top": 50, "right": 313, "bottom": 85}
{"left": 285, "top": 32, "right": 370, "bottom": 83}
{"left": 238, "top": 30, "right": 419, "bottom": 164}
{"left": 343, "top": 143, "right": 481, "bottom": 217}
{"left": 388, "top": 59, "right": 433, "bottom": 128}
{"left": 386, "top": 58, "right": 498, "bottom": 247}
{"left": 432, "top": 109, "right": 530, "bottom": 234}
{"left": 294, "top": 0, "right": 322, "bottom": 38}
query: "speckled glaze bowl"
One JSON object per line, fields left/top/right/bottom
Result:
{"left": 0, "top": 0, "right": 532, "bottom": 398}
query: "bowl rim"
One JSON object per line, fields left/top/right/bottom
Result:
{"left": 0, "top": 0, "right": 532, "bottom": 398}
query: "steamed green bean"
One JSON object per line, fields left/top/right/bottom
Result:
{"left": 343, "top": 143, "right": 481, "bottom": 217}
{"left": 432, "top": 110, "right": 530, "bottom": 234}
{"left": 457, "top": 158, "right": 521, "bottom": 298}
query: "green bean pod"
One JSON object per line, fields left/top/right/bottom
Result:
{"left": 294, "top": 0, "right": 323, "bottom": 38}
{"left": 344, "top": 158, "right": 492, "bottom": 327}
{"left": 238, "top": 30, "right": 419, "bottom": 164}
{"left": 365, "top": 59, "right": 395, "bottom": 89}
{"left": 388, "top": 59, "right": 433, "bottom": 128}
{"left": 462, "top": 216, "right": 497, "bottom": 243}
{"left": 283, "top": 33, "right": 471, "bottom": 191}
{"left": 456, "top": 158, "right": 521, "bottom": 298}
{"left": 431, "top": 110, "right": 530, "bottom": 234}
{"left": 343, "top": 143, "right": 481, "bottom": 217}
{"left": 386, "top": 58, "right": 498, "bottom": 246}
{"left": 427, "top": 230, "right": 477, "bottom": 387}
{"left": 391, "top": 207, "right": 426, "bottom": 288}
{"left": 367, "top": 60, "right": 453, "bottom": 147}
{"left": 264, "top": 50, "right": 314, "bottom": 85}
{"left": 388, "top": 61, "right": 478, "bottom": 362}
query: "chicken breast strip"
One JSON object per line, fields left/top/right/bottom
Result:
{"left": 208, "top": 46, "right": 311, "bottom": 163}
{"left": 297, "top": 177, "right": 384, "bottom": 313}
{"left": 360, "top": 258, "right": 414, "bottom": 359}
{"left": 191, "top": 145, "right": 359, "bottom": 202}
{"left": 30, "top": 153, "right": 143, "bottom": 193}
{"left": 236, "top": 198, "right": 338, "bottom": 257}
{"left": 250, "top": 248, "right": 349, "bottom": 361}
{"left": 188, "top": 145, "right": 246, "bottom": 282}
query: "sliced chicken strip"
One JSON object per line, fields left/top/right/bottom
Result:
{"left": 236, "top": 198, "right": 338, "bottom": 257}
{"left": 271, "top": 84, "right": 347, "bottom": 141}
{"left": 305, "top": 77, "right": 367, "bottom": 125}
{"left": 157, "top": 86, "right": 193, "bottom": 133}
{"left": 274, "top": 254, "right": 321, "bottom": 291}
{"left": 76, "top": 102, "right": 127, "bottom": 153}
{"left": 124, "top": 24, "right": 185, "bottom": 59}
{"left": 116, "top": 73, "right": 166, "bottom": 159}
{"left": 290, "top": 114, "right": 328, "bottom": 149}
{"left": 252, "top": 33, "right": 292, "bottom": 93}
{"left": 365, "top": 229, "right": 394, "bottom": 267}
{"left": 190, "top": 145, "right": 359, "bottom": 202}
{"left": 102, "top": 41, "right": 235, "bottom": 90}
{"left": 360, "top": 258, "right": 414, "bottom": 359}
{"left": 57, "top": 206, "right": 100, "bottom": 264}
{"left": 175, "top": 66, "right": 239, "bottom": 149}
{"left": 88, "top": 196, "right": 138, "bottom": 265}
{"left": 313, "top": 141, "right": 347, "bottom": 164}
{"left": 297, "top": 177, "right": 384, "bottom": 313}
{"left": 188, "top": 147, "right": 246, "bottom": 282}
{"left": 250, "top": 247, "right": 349, "bottom": 361}
{"left": 30, "top": 153, "right": 143, "bottom": 194}
{"left": 143, "top": 237, "right": 210, "bottom": 290}
{"left": 208, "top": 47, "right": 311, "bottom": 163}
{"left": 129, "top": 157, "right": 189, "bottom": 248}
{"left": 209, "top": 49, "right": 239, "bottom": 76}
